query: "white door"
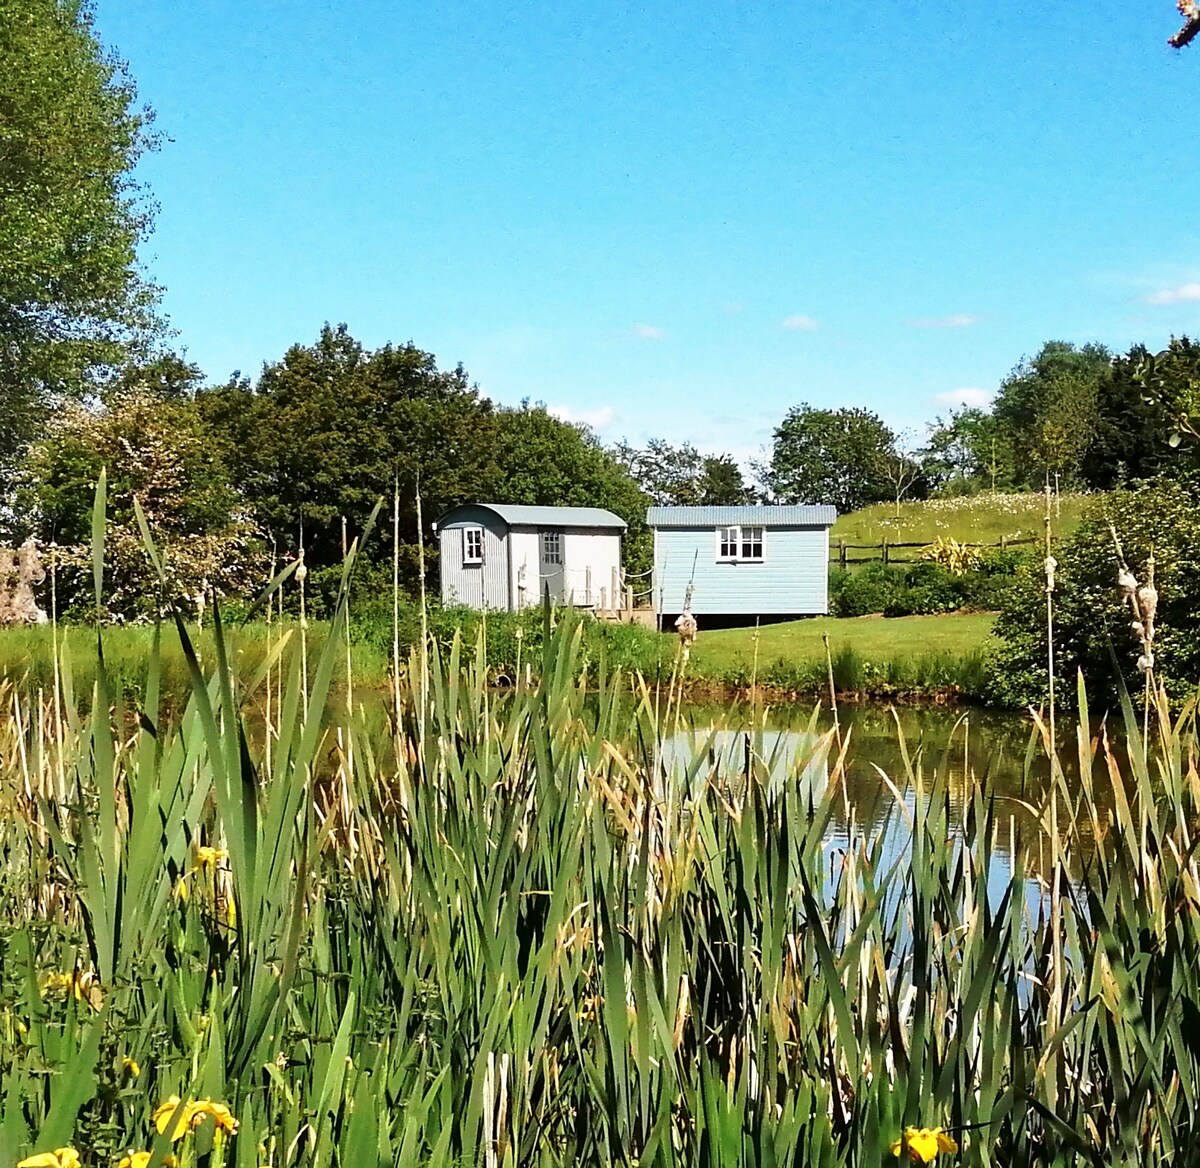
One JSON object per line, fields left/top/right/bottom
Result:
{"left": 539, "top": 531, "right": 566, "bottom": 603}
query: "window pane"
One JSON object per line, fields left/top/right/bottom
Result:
{"left": 541, "top": 531, "right": 563, "bottom": 565}
{"left": 742, "top": 527, "right": 763, "bottom": 560}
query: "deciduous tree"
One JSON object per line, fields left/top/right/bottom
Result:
{"left": 612, "top": 439, "right": 755, "bottom": 506}
{"left": 760, "top": 405, "right": 896, "bottom": 513}
{"left": 0, "top": 0, "right": 160, "bottom": 494}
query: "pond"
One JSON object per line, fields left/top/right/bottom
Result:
{"left": 661, "top": 701, "right": 1116, "bottom": 903}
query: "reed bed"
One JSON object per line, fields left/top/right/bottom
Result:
{"left": 2, "top": 547, "right": 1200, "bottom": 1164}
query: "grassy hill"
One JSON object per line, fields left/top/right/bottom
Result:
{"left": 831, "top": 491, "right": 1093, "bottom": 562}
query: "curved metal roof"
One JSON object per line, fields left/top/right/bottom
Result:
{"left": 436, "top": 503, "right": 627, "bottom": 530}
{"left": 646, "top": 504, "right": 837, "bottom": 527}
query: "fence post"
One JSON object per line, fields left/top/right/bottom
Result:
{"left": 882, "top": 539, "right": 889, "bottom": 566}
{"left": 839, "top": 539, "right": 846, "bottom": 569}
{"left": 585, "top": 566, "right": 592, "bottom": 606}
{"left": 1001, "top": 534, "right": 1007, "bottom": 551}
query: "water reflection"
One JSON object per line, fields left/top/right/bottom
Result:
{"left": 662, "top": 703, "right": 1116, "bottom": 906}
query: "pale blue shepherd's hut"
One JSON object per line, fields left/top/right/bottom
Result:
{"left": 647, "top": 505, "right": 836, "bottom": 618}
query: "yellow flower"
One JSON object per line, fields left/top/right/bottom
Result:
{"left": 41, "top": 969, "right": 103, "bottom": 1010}
{"left": 121, "top": 1056, "right": 141, "bottom": 1078}
{"left": 890, "top": 1127, "right": 959, "bottom": 1163}
{"left": 117, "top": 1154, "right": 177, "bottom": 1168}
{"left": 153, "top": 1095, "right": 193, "bottom": 1141}
{"left": 173, "top": 876, "right": 189, "bottom": 902}
{"left": 17, "top": 1149, "right": 82, "bottom": 1168}
{"left": 191, "top": 1097, "right": 239, "bottom": 1135}
{"left": 193, "top": 844, "right": 228, "bottom": 872}
{"left": 152, "top": 1094, "right": 239, "bottom": 1141}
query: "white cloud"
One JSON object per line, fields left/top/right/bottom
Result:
{"left": 631, "top": 323, "right": 665, "bottom": 341}
{"left": 932, "top": 388, "right": 993, "bottom": 409}
{"left": 547, "top": 404, "right": 617, "bottom": 430}
{"left": 909, "top": 313, "right": 980, "bottom": 329}
{"left": 779, "top": 314, "right": 819, "bottom": 332}
{"left": 1143, "top": 283, "right": 1200, "bottom": 305}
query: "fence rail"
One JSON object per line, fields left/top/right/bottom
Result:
{"left": 830, "top": 535, "right": 1038, "bottom": 567}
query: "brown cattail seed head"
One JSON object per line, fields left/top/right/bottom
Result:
{"left": 1138, "top": 652, "right": 1155, "bottom": 673}
{"left": 1117, "top": 567, "right": 1137, "bottom": 596}
{"left": 1137, "top": 583, "right": 1158, "bottom": 625}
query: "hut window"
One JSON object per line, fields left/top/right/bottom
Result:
{"left": 716, "top": 525, "right": 765, "bottom": 563}
{"left": 463, "top": 526, "right": 484, "bottom": 565}
{"left": 541, "top": 531, "right": 563, "bottom": 565}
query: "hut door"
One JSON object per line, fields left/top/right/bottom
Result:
{"left": 539, "top": 530, "right": 566, "bottom": 603}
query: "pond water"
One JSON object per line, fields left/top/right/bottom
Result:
{"left": 662, "top": 701, "right": 1115, "bottom": 903}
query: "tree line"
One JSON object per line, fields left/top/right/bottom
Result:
{"left": 4, "top": 0, "right": 1200, "bottom": 625}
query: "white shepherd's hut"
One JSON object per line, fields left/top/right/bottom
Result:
{"left": 434, "top": 504, "right": 627, "bottom": 611}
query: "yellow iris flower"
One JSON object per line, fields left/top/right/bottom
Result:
{"left": 16, "top": 1149, "right": 81, "bottom": 1168}
{"left": 890, "top": 1126, "right": 959, "bottom": 1163}
{"left": 117, "top": 1154, "right": 177, "bottom": 1168}
{"left": 40, "top": 970, "right": 103, "bottom": 1010}
{"left": 153, "top": 1094, "right": 240, "bottom": 1141}
{"left": 193, "top": 844, "right": 228, "bottom": 872}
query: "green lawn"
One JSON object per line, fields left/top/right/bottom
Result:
{"left": 831, "top": 491, "right": 1092, "bottom": 560}
{"left": 688, "top": 611, "right": 996, "bottom": 675}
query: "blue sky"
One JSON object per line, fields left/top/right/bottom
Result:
{"left": 96, "top": 1, "right": 1200, "bottom": 466}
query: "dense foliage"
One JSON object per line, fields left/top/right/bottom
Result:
{"left": 986, "top": 477, "right": 1200, "bottom": 708}
{"left": 3, "top": 595, "right": 1200, "bottom": 1164}
{"left": 0, "top": 0, "right": 160, "bottom": 496}
{"left": 20, "top": 393, "right": 259, "bottom": 617}
{"left": 196, "top": 325, "right": 652, "bottom": 602}
{"left": 761, "top": 405, "right": 912, "bottom": 512}
{"left": 829, "top": 553, "right": 1021, "bottom": 619}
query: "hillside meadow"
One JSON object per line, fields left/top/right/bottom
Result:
{"left": 831, "top": 491, "right": 1091, "bottom": 558}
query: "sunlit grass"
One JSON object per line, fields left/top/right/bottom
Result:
{"left": 833, "top": 491, "right": 1092, "bottom": 556}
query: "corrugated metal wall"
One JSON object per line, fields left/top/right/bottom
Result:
{"left": 653, "top": 525, "right": 829, "bottom": 615}
{"left": 438, "top": 507, "right": 511, "bottom": 609}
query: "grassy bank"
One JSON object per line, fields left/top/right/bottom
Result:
{"left": 0, "top": 610, "right": 996, "bottom": 705}
{"left": 687, "top": 611, "right": 995, "bottom": 697}
{"left": 2, "top": 597, "right": 1199, "bottom": 1164}
{"left": 832, "top": 491, "right": 1091, "bottom": 558}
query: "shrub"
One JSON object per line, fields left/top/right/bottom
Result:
{"left": 987, "top": 476, "right": 1200, "bottom": 708}
{"left": 831, "top": 563, "right": 903, "bottom": 617}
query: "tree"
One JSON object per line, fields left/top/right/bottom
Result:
{"left": 1077, "top": 342, "right": 1185, "bottom": 489}
{"left": 20, "top": 392, "right": 259, "bottom": 618}
{"left": 1171, "top": 1, "right": 1200, "bottom": 47}
{"left": 991, "top": 342, "right": 1111, "bottom": 489}
{"left": 879, "top": 430, "right": 928, "bottom": 515}
{"left": 1129, "top": 335, "right": 1200, "bottom": 456}
{"left": 492, "top": 406, "right": 652, "bottom": 574}
{"left": 920, "top": 407, "right": 1011, "bottom": 493}
{"left": 760, "top": 405, "right": 896, "bottom": 513}
{"left": 988, "top": 476, "right": 1200, "bottom": 707}
{"left": 1, "top": 0, "right": 160, "bottom": 491}
{"left": 199, "top": 324, "right": 500, "bottom": 594}
{"left": 612, "top": 439, "right": 755, "bottom": 506}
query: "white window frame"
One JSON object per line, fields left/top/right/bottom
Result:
{"left": 540, "top": 530, "right": 563, "bottom": 566}
{"left": 463, "top": 526, "right": 484, "bottom": 565}
{"left": 715, "top": 525, "right": 765, "bottom": 563}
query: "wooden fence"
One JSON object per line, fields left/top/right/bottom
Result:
{"left": 830, "top": 535, "right": 1038, "bottom": 567}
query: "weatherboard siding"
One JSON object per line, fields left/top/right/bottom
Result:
{"left": 438, "top": 506, "right": 510, "bottom": 610}
{"left": 654, "top": 526, "right": 829, "bottom": 615}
